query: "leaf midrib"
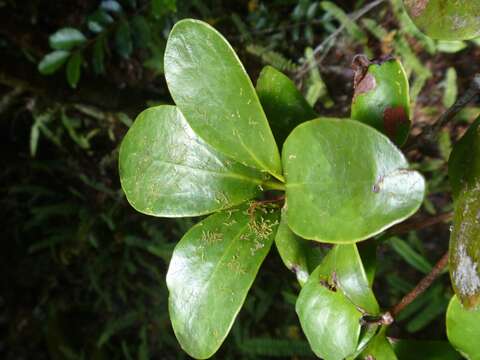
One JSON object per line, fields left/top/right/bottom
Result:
{"left": 148, "top": 157, "right": 264, "bottom": 185}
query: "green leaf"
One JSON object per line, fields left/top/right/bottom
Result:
{"left": 449, "top": 188, "right": 480, "bottom": 308}
{"left": 256, "top": 65, "right": 317, "bottom": 146}
{"left": 131, "top": 16, "right": 150, "bottom": 48}
{"left": 329, "top": 244, "right": 379, "bottom": 314}
{"left": 296, "top": 262, "right": 362, "bottom": 360}
{"left": 437, "top": 40, "right": 468, "bottom": 53}
{"left": 388, "top": 236, "right": 433, "bottom": 274}
{"left": 351, "top": 57, "right": 411, "bottom": 145}
{"left": 283, "top": 118, "right": 425, "bottom": 243}
{"left": 87, "top": 10, "right": 114, "bottom": 33}
{"left": 393, "top": 339, "right": 461, "bottom": 360}
{"left": 304, "top": 47, "right": 333, "bottom": 108}
{"left": 92, "top": 36, "right": 106, "bottom": 75}
{"left": 296, "top": 243, "right": 378, "bottom": 360}
{"left": 49, "top": 28, "right": 86, "bottom": 50}
{"left": 361, "top": 327, "right": 397, "bottom": 360}
{"left": 448, "top": 117, "right": 480, "bottom": 308}
{"left": 320, "top": 1, "right": 367, "bottom": 43}
{"left": 274, "top": 208, "right": 310, "bottom": 285}
{"left": 403, "top": 0, "right": 480, "bottom": 40}
{"left": 164, "top": 19, "right": 282, "bottom": 179}
{"left": 66, "top": 52, "right": 82, "bottom": 88}
{"left": 167, "top": 205, "right": 279, "bottom": 359}
{"left": 101, "top": 0, "right": 122, "bottom": 13}
{"left": 446, "top": 295, "right": 480, "bottom": 360}
{"left": 30, "top": 121, "right": 40, "bottom": 157}
{"left": 151, "top": 0, "right": 176, "bottom": 18}
{"left": 439, "top": 129, "right": 452, "bottom": 161}
{"left": 449, "top": 117, "right": 480, "bottom": 197}
{"left": 38, "top": 50, "right": 70, "bottom": 75}
{"left": 443, "top": 67, "right": 458, "bottom": 108}
{"left": 119, "top": 105, "right": 266, "bottom": 217}
{"left": 115, "top": 19, "right": 133, "bottom": 59}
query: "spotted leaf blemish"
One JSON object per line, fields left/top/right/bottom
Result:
{"left": 453, "top": 243, "right": 480, "bottom": 298}
{"left": 404, "top": 0, "right": 429, "bottom": 17}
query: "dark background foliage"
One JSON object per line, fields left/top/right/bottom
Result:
{"left": 1, "top": 0, "right": 479, "bottom": 358}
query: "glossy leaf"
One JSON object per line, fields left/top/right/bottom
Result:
{"left": 283, "top": 118, "right": 425, "bottom": 243}
{"left": 448, "top": 117, "right": 480, "bottom": 308}
{"left": 403, "top": 0, "right": 480, "bottom": 40}
{"left": 393, "top": 339, "right": 461, "bottom": 360}
{"left": 167, "top": 205, "right": 279, "bottom": 359}
{"left": 38, "top": 50, "right": 70, "bottom": 75}
{"left": 296, "top": 261, "right": 362, "bottom": 360}
{"left": 361, "top": 327, "right": 397, "bottom": 360}
{"left": 164, "top": 19, "right": 282, "bottom": 178}
{"left": 352, "top": 324, "right": 380, "bottom": 358}
{"left": 330, "top": 244, "right": 379, "bottom": 314}
{"left": 449, "top": 117, "right": 480, "bottom": 197}
{"left": 66, "top": 52, "right": 82, "bottom": 88}
{"left": 351, "top": 56, "right": 411, "bottom": 145}
{"left": 119, "top": 106, "right": 266, "bottom": 217}
{"left": 49, "top": 28, "right": 86, "bottom": 50}
{"left": 446, "top": 295, "right": 480, "bottom": 360}
{"left": 274, "top": 208, "right": 310, "bottom": 285}
{"left": 296, "top": 244, "right": 378, "bottom": 360}
{"left": 256, "top": 65, "right": 317, "bottom": 146}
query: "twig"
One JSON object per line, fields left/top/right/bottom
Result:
{"left": 426, "top": 73, "right": 480, "bottom": 140}
{"left": 387, "top": 212, "right": 453, "bottom": 236}
{"left": 295, "top": 0, "right": 386, "bottom": 80}
{"left": 390, "top": 252, "right": 449, "bottom": 318}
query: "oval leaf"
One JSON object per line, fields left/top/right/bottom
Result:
{"left": 167, "top": 205, "right": 279, "bottom": 359}
{"left": 275, "top": 208, "right": 310, "bottom": 285}
{"left": 49, "top": 28, "right": 86, "bottom": 50}
{"left": 351, "top": 56, "right": 411, "bottom": 145}
{"left": 296, "top": 263, "right": 363, "bottom": 360}
{"left": 164, "top": 19, "right": 282, "bottom": 178}
{"left": 403, "top": 0, "right": 480, "bottom": 40}
{"left": 283, "top": 118, "right": 425, "bottom": 243}
{"left": 119, "top": 106, "right": 266, "bottom": 217}
{"left": 446, "top": 295, "right": 480, "bottom": 360}
{"left": 38, "top": 50, "right": 70, "bottom": 75}
{"left": 66, "top": 52, "right": 82, "bottom": 88}
{"left": 331, "top": 244, "right": 379, "bottom": 314}
{"left": 296, "top": 244, "right": 378, "bottom": 360}
{"left": 448, "top": 117, "right": 480, "bottom": 308}
{"left": 256, "top": 65, "right": 317, "bottom": 146}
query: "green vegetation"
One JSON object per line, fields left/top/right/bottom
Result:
{"left": 2, "top": 0, "right": 480, "bottom": 359}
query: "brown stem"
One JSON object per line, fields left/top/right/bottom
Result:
{"left": 390, "top": 252, "right": 449, "bottom": 318}
{"left": 387, "top": 212, "right": 453, "bottom": 236}
{"left": 424, "top": 73, "right": 480, "bottom": 140}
